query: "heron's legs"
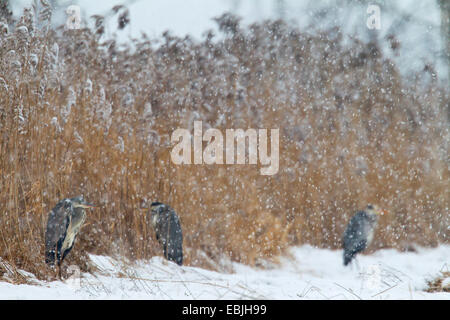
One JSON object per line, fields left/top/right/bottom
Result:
{"left": 348, "top": 257, "right": 361, "bottom": 273}
{"left": 57, "top": 261, "right": 62, "bottom": 280}
{"left": 354, "top": 256, "right": 361, "bottom": 273}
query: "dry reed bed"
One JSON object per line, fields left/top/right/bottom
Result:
{"left": 0, "top": 11, "right": 448, "bottom": 280}
{"left": 426, "top": 271, "right": 450, "bottom": 293}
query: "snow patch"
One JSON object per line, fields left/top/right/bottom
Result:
{"left": 0, "top": 245, "right": 448, "bottom": 299}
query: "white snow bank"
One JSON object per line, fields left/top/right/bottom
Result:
{"left": 0, "top": 245, "right": 448, "bottom": 299}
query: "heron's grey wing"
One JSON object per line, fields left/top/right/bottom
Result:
{"left": 343, "top": 215, "right": 357, "bottom": 246}
{"left": 343, "top": 212, "right": 368, "bottom": 252}
{"left": 166, "top": 211, "right": 183, "bottom": 265}
{"left": 45, "top": 200, "right": 71, "bottom": 265}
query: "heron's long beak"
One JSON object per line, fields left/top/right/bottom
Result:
{"left": 78, "top": 203, "right": 96, "bottom": 209}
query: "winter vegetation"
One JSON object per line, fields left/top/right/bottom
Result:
{"left": 0, "top": 1, "right": 448, "bottom": 298}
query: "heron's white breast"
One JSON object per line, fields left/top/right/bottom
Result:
{"left": 151, "top": 213, "right": 159, "bottom": 228}
{"left": 62, "top": 214, "right": 85, "bottom": 252}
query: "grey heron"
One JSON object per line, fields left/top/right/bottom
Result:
{"left": 44, "top": 196, "right": 95, "bottom": 278}
{"left": 148, "top": 202, "right": 183, "bottom": 266}
{"left": 342, "top": 204, "right": 384, "bottom": 266}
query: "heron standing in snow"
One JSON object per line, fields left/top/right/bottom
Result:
{"left": 45, "top": 196, "right": 96, "bottom": 278}
{"left": 147, "top": 202, "right": 183, "bottom": 266}
{"left": 342, "top": 204, "right": 384, "bottom": 266}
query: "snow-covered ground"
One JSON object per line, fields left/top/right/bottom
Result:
{"left": 1, "top": 245, "right": 448, "bottom": 299}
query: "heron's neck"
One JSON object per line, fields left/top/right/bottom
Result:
{"left": 72, "top": 208, "right": 86, "bottom": 226}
